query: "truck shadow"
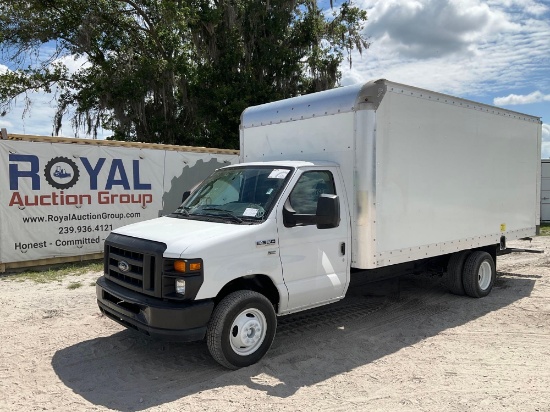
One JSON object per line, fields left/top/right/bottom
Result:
{"left": 51, "top": 272, "right": 536, "bottom": 411}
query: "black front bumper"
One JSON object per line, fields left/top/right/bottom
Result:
{"left": 96, "top": 276, "right": 214, "bottom": 342}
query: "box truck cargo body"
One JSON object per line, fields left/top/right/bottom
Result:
{"left": 96, "top": 79, "right": 542, "bottom": 369}
{"left": 241, "top": 79, "right": 541, "bottom": 269}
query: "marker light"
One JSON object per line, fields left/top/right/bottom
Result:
{"left": 176, "top": 279, "right": 186, "bottom": 295}
{"left": 189, "top": 262, "right": 202, "bottom": 271}
{"left": 174, "top": 260, "right": 186, "bottom": 272}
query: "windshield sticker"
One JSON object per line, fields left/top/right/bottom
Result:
{"left": 243, "top": 208, "right": 259, "bottom": 217}
{"left": 266, "top": 188, "right": 274, "bottom": 195}
{"left": 268, "top": 169, "right": 290, "bottom": 179}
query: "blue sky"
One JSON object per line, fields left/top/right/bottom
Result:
{"left": 1, "top": 0, "right": 549, "bottom": 155}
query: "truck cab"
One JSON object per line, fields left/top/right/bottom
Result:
{"left": 97, "top": 160, "right": 350, "bottom": 369}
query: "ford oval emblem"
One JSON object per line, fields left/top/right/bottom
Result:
{"left": 118, "top": 260, "right": 130, "bottom": 273}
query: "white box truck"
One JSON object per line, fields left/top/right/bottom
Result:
{"left": 96, "top": 79, "right": 542, "bottom": 369}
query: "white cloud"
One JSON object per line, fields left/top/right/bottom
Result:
{"left": 488, "top": 0, "right": 549, "bottom": 16}
{"left": 0, "top": 63, "right": 58, "bottom": 135}
{"left": 0, "top": 118, "right": 14, "bottom": 129}
{"left": 343, "top": 0, "right": 550, "bottom": 97}
{"left": 1, "top": 89, "right": 108, "bottom": 138}
{"left": 359, "top": 0, "right": 514, "bottom": 59}
{"left": 1, "top": 90, "right": 59, "bottom": 136}
{"left": 494, "top": 91, "right": 550, "bottom": 105}
{"left": 0, "top": 53, "right": 105, "bottom": 138}
{"left": 53, "top": 54, "right": 91, "bottom": 73}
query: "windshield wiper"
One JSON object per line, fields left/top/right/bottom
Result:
{"left": 200, "top": 207, "right": 243, "bottom": 223}
{"left": 170, "top": 207, "right": 190, "bottom": 217}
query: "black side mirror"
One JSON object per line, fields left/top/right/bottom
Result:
{"left": 283, "top": 195, "right": 339, "bottom": 229}
{"left": 316, "top": 194, "right": 340, "bottom": 229}
{"left": 283, "top": 198, "right": 298, "bottom": 227}
{"left": 181, "top": 191, "right": 191, "bottom": 203}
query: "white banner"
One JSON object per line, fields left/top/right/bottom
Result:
{"left": 0, "top": 140, "right": 238, "bottom": 264}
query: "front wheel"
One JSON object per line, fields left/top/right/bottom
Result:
{"left": 207, "top": 290, "right": 276, "bottom": 369}
{"left": 462, "top": 251, "right": 496, "bottom": 298}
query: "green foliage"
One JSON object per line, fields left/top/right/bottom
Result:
{"left": 1, "top": 260, "right": 103, "bottom": 283}
{"left": 539, "top": 223, "right": 550, "bottom": 236}
{"left": 0, "top": 1, "right": 369, "bottom": 149}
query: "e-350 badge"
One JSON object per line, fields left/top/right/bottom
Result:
{"left": 256, "top": 239, "right": 276, "bottom": 247}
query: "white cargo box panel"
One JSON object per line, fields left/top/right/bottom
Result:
{"left": 241, "top": 80, "right": 542, "bottom": 269}
{"left": 365, "top": 82, "right": 541, "bottom": 269}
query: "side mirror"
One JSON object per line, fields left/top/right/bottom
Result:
{"left": 283, "top": 199, "right": 298, "bottom": 227}
{"left": 181, "top": 191, "right": 191, "bottom": 203}
{"left": 283, "top": 195, "right": 340, "bottom": 229}
{"left": 316, "top": 194, "right": 340, "bottom": 229}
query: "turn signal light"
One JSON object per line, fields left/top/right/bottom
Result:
{"left": 189, "top": 262, "right": 202, "bottom": 271}
{"left": 174, "top": 260, "right": 186, "bottom": 272}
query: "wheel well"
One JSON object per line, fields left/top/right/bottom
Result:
{"left": 215, "top": 275, "right": 280, "bottom": 310}
{"left": 444, "top": 245, "right": 498, "bottom": 271}
{"left": 479, "top": 245, "right": 497, "bottom": 263}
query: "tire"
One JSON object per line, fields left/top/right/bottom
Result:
{"left": 462, "top": 251, "right": 496, "bottom": 298}
{"left": 207, "top": 290, "right": 276, "bottom": 370}
{"left": 445, "top": 251, "right": 470, "bottom": 295}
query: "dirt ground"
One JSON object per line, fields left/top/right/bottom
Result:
{"left": 1, "top": 237, "right": 549, "bottom": 412}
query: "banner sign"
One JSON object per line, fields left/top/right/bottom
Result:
{"left": 0, "top": 140, "right": 238, "bottom": 264}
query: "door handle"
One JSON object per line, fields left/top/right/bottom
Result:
{"left": 340, "top": 242, "right": 346, "bottom": 255}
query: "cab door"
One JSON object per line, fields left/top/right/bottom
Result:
{"left": 276, "top": 167, "right": 350, "bottom": 313}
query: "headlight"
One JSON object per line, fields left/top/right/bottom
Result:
{"left": 162, "top": 258, "right": 203, "bottom": 300}
{"left": 175, "top": 279, "right": 186, "bottom": 295}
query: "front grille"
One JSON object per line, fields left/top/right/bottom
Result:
{"left": 104, "top": 233, "right": 166, "bottom": 298}
{"left": 108, "top": 246, "right": 149, "bottom": 290}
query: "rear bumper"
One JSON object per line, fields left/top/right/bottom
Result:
{"left": 96, "top": 276, "right": 214, "bottom": 342}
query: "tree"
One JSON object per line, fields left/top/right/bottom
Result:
{"left": 0, "top": 0, "right": 369, "bottom": 149}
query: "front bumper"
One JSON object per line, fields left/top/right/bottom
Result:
{"left": 96, "top": 276, "right": 214, "bottom": 342}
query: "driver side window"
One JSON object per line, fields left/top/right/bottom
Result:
{"left": 289, "top": 171, "right": 336, "bottom": 214}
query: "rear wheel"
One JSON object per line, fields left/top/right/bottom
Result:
{"left": 207, "top": 290, "right": 276, "bottom": 370}
{"left": 445, "top": 251, "right": 470, "bottom": 295}
{"left": 462, "top": 251, "right": 496, "bottom": 298}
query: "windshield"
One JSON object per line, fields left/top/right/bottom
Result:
{"left": 173, "top": 166, "right": 293, "bottom": 223}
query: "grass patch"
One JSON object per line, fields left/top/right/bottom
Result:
{"left": 67, "top": 282, "right": 83, "bottom": 289}
{"left": 540, "top": 223, "right": 550, "bottom": 236}
{"left": 1, "top": 260, "right": 103, "bottom": 283}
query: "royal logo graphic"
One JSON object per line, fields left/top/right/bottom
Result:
{"left": 7, "top": 154, "right": 154, "bottom": 208}
{"left": 44, "top": 157, "right": 80, "bottom": 189}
